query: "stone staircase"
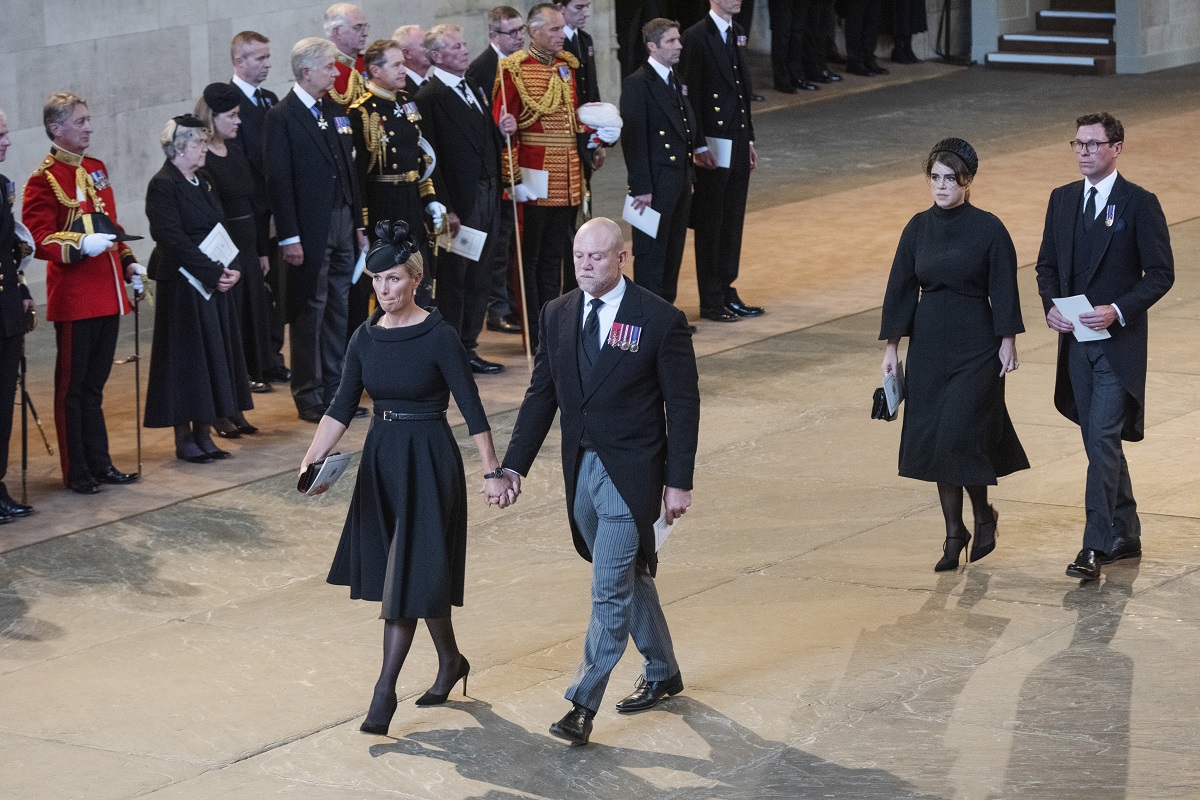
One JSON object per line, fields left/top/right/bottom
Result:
{"left": 985, "top": 0, "right": 1116, "bottom": 75}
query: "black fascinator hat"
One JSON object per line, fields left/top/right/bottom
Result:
{"left": 366, "top": 220, "right": 420, "bottom": 274}
{"left": 929, "top": 137, "right": 979, "bottom": 177}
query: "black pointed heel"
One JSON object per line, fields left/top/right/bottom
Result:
{"left": 969, "top": 506, "right": 999, "bottom": 563}
{"left": 359, "top": 691, "right": 398, "bottom": 735}
{"left": 935, "top": 530, "right": 971, "bottom": 572}
{"left": 415, "top": 656, "right": 470, "bottom": 706}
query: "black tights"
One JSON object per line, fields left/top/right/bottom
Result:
{"left": 936, "top": 482, "right": 990, "bottom": 539}
{"left": 369, "top": 615, "right": 462, "bottom": 703}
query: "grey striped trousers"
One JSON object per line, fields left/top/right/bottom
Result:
{"left": 565, "top": 450, "right": 679, "bottom": 712}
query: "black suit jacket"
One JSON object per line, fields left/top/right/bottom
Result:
{"left": 1035, "top": 173, "right": 1174, "bottom": 441}
{"left": 230, "top": 82, "right": 278, "bottom": 207}
{"left": 564, "top": 28, "right": 601, "bottom": 105}
{"left": 620, "top": 61, "right": 701, "bottom": 197}
{"left": 264, "top": 90, "right": 362, "bottom": 277}
{"left": 466, "top": 47, "right": 500, "bottom": 104}
{"left": 680, "top": 16, "right": 755, "bottom": 142}
{"left": 1, "top": 173, "right": 33, "bottom": 338}
{"left": 503, "top": 278, "right": 700, "bottom": 575}
{"left": 415, "top": 73, "right": 504, "bottom": 221}
{"left": 144, "top": 162, "right": 227, "bottom": 289}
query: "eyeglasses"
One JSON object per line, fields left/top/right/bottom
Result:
{"left": 494, "top": 25, "right": 526, "bottom": 37}
{"left": 1070, "top": 139, "right": 1112, "bottom": 154}
{"left": 928, "top": 174, "right": 960, "bottom": 187}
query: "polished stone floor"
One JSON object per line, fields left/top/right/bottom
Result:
{"left": 3, "top": 63, "right": 1200, "bottom": 799}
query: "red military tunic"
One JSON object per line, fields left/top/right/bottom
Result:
{"left": 494, "top": 48, "right": 584, "bottom": 208}
{"left": 22, "top": 147, "right": 135, "bottom": 322}
{"left": 330, "top": 50, "right": 368, "bottom": 107}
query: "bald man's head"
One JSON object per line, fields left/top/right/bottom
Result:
{"left": 573, "top": 217, "right": 626, "bottom": 296}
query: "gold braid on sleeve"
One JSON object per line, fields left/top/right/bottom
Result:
{"left": 361, "top": 110, "right": 387, "bottom": 174}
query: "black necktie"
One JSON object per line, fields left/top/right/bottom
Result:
{"left": 254, "top": 88, "right": 265, "bottom": 107}
{"left": 1083, "top": 186, "right": 1097, "bottom": 231}
{"left": 582, "top": 298, "right": 603, "bottom": 366}
{"left": 457, "top": 81, "right": 480, "bottom": 113}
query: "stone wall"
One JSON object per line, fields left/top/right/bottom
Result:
{"left": 1116, "top": 0, "right": 1200, "bottom": 73}
{"left": 0, "top": 0, "right": 616, "bottom": 302}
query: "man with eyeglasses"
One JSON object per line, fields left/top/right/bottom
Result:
{"left": 324, "top": 3, "right": 371, "bottom": 105}
{"left": 469, "top": 6, "right": 528, "bottom": 336}
{"left": 1035, "top": 111, "right": 1174, "bottom": 582}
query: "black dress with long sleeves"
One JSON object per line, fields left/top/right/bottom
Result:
{"left": 326, "top": 309, "right": 490, "bottom": 619}
{"left": 200, "top": 142, "right": 273, "bottom": 385}
{"left": 143, "top": 162, "right": 245, "bottom": 427}
{"left": 880, "top": 202, "right": 1029, "bottom": 485}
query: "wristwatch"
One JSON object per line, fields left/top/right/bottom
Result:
{"left": 483, "top": 468, "right": 507, "bottom": 479}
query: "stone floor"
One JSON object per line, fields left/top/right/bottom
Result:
{"left": 3, "top": 62, "right": 1200, "bottom": 798}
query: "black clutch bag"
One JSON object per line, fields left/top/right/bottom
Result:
{"left": 297, "top": 453, "right": 337, "bottom": 493}
{"left": 871, "top": 387, "right": 897, "bottom": 421}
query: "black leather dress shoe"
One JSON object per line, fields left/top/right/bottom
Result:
{"left": 177, "top": 451, "right": 214, "bottom": 464}
{"left": 774, "top": 84, "right": 798, "bottom": 94}
{"left": 249, "top": 381, "right": 273, "bottom": 394}
{"left": 866, "top": 61, "right": 891, "bottom": 75}
{"left": 486, "top": 315, "right": 522, "bottom": 334}
{"left": 615, "top": 672, "right": 684, "bottom": 714}
{"left": 69, "top": 478, "right": 103, "bottom": 494}
{"left": 1100, "top": 537, "right": 1142, "bottom": 564}
{"left": 468, "top": 355, "right": 505, "bottom": 374}
{"left": 793, "top": 79, "right": 820, "bottom": 91}
{"left": 201, "top": 447, "right": 232, "bottom": 460}
{"left": 1066, "top": 548, "right": 1102, "bottom": 581}
{"left": 549, "top": 704, "right": 594, "bottom": 746}
{"left": 0, "top": 509, "right": 11, "bottom": 524}
{"left": 750, "top": 92, "right": 766, "bottom": 102}
{"left": 98, "top": 466, "right": 139, "bottom": 484}
{"left": 815, "top": 69, "right": 843, "bottom": 82}
{"left": 0, "top": 495, "right": 34, "bottom": 518}
{"left": 298, "top": 406, "right": 325, "bottom": 423}
{"left": 700, "top": 308, "right": 740, "bottom": 322}
{"left": 266, "top": 366, "right": 291, "bottom": 383}
{"left": 846, "top": 62, "right": 872, "bottom": 76}
{"left": 726, "top": 299, "right": 764, "bottom": 317}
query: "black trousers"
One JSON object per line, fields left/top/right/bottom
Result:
{"left": 770, "top": 0, "right": 808, "bottom": 86}
{"left": 487, "top": 201, "right": 517, "bottom": 321}
{"left": 0, "top": 330, "right": 22, "bottom": 490}
{"left": 632, "top": 168, "right": 692, "bottom": 304}
{"left": 691, "top": 135, "right": 751, "bottom": 312}
{"left": 437, "top": 180, "right": 499, "bottom": 355}
{"left": 53, "top": 314, "right": 119, "bottom": 485}
{"left": 291, "top": 205, "right": 354, "bottom": 413}
{"left": 258, "top": 213, "right": 288, "bottom": 373}
{"left": 843, "top": 0, "right": 882, "bottom": 67}
{"left": 521, "top": 204, "right": 577, "bottom": 352}
{"left": 803, "top": 0, "right": 835, "bottom": 75}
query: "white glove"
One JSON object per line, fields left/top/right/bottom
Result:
{"left": 128, "top": 263, "right": 147, "bottom": 295}
{"left": 81, "top": 233, "right": 117, "bottom": 257}
{"left": 596, "top": 126, "right": 621, "bottom": 145}
{"left": 426, "top": 201, "right": 447, "bottom": 229}
{"left": 511, "top": 184, "right": 538, "bottom": 203}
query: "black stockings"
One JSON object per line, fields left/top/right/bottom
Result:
{"left": 365, "top": 615, "right": 462, "bottom": 710}
{"left": 936, "top": 482, "right": 990, "bottom": 539}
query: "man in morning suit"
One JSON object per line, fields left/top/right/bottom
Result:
{"left": 680, "top": 0, "right": 766, "bottom": 323}
{"left": 230, "top": 30, "right": 287, "bottom": 391}
{"left": 466, "top": 5, "right": 526, "bottom": 336}
{"left": 417, "top": 24, "right": 518, "bottom": 375}
{"left": 502, "top": 217, "right": 700, "bottom": 746}
{"left": 264, "top": 37, "right": 366, "bottom": 423}
{"left": 621, "top": 18, "right": 703, "bottom": 306}
{"left": 0, "top": 108, "right": 36, "bottom": 521}
{"left": 22, "top": 93, "right": 143, "bottom": 494}
{"left": 1035, "top": 112, "right": 1174, "bottom": 581}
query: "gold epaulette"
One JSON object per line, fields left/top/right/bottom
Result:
{"left": 558, "top": 50, "right": 580, "bottom": 69}
{"left": 329, "top": 70, "right": 367, "bottom": 107}
{"left": 348, "top": 92, "right": 371, "bottom": 111}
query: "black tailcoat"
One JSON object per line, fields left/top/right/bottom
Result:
{"left": 1035, "top": 174, "right": 1174, "bottom": 441}
{"left": 503, "top": 278, "right": 700, "bottom": 575}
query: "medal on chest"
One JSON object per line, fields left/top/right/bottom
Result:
{"left": 335, "top": 115, "right": 352, "bottom": 134}
{"left": 88, "top": 168, "right": 110, "bottom": 191}
{"left": 1105, "top": 204, "right": 1115, "bottom": 227}
{"left": 316, "top": 113, "right": 328, "bottom": 130}
{"left": 607, "top": 322, "right": 642, "bottom": 353}
{"left": 402, "top": 101, "right": 421, "bottom": 123}
{"left": 558, "top": 65, "right": 571, "bottom": 83}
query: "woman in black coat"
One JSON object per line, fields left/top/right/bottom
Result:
{"left": 143, "top": 115, "right": 246, "bottom": 463}
{"left": 880, "top": 138, "right": 1029, "bottom": 571}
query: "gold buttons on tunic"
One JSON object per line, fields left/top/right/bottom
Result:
{"left": 669, "top": 155, "right": 676, "bottom": 161}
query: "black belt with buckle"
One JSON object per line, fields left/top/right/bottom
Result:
{"left": 376, "top": 410, "right": 446, "bottom": 422}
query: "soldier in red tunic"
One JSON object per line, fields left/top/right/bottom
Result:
{"left": 325, "top": 3, "right": 371, "bottom": 106}
{"left": 21, "top": 93, "right": 142, "bottom": 493}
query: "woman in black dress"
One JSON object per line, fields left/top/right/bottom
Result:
{"left": 880, "top": 138, "right": 1029, "bottom": 571}
{"left": 197, "top": 83, "right": 263, "bottom": 436}
{"left": 144, "top": 115, "right": 244, "bottom": 463}
{"left": 300, "top": 221, "right": 514, "bottom": 735}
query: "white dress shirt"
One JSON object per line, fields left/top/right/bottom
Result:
{"left": 581, "top": 276, "right": 627, "bottom": 351}
{"left": 432, "top": 66, "right": 480, "bottom": 111}
{"left": 232, "top": 74, "right": 260, "bottom": 103}
{"left": 1082, "top": 169, "right": 1125, "bottom": 325}
{"left": 709, "top": 9, "right": 732, "bottom": 40}
{"left": 405, "top": 68, "right": 427, "bottom": 87}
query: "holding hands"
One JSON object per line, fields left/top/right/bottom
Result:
{"left": 482, "top": 468, "right": 521, "bottom": 508}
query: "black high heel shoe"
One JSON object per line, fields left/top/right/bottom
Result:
{"left": 415, "top": 656, "right": 470, "bottom": 706}
{"left": 935, "top": 530, "right": 971, "bottom": 572}
{"left": 359, "top": 691, "right": 398, "bottom": 735}
{"left": 970, "top": 506, "right": 999, "bottom": 563}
